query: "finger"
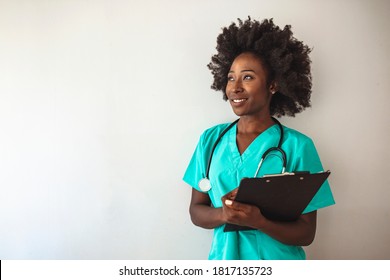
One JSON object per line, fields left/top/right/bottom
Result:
{"left": 224, "top": 199, "right": 252, "bottom": 212}
{"left": 222, "top": 188, "right": 238, "bottom": 200}
{"left": 229, "top": 189, "right": 238, "bottom": 200}
{"left": 224, "top": 199, "right": 233, "bottom": 206}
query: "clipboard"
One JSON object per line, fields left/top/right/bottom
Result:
{"left": 223, "top": 170, "right": 331, "bottom": 232}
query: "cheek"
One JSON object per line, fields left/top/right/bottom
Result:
{"left": 254, "top": 84, "right": 270, "bottom": 96}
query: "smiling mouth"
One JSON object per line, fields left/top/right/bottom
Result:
{"left": 231, "top": 98, "right": 247, "bottom": 103}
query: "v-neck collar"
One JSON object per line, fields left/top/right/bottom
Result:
{"left": 228, "top": 122, "right": 280, "bottom": 163}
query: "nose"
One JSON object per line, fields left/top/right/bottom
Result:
{"left": 230, "top": 79, "right": 243, "bottom": 94}
{"left": 232, "top": 87, "right": 243, "bottom": 94}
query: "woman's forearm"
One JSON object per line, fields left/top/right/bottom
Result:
{"left": 189, "top": 204, "right": 225, "bottom": 229}
{"left": 257, "top": 212, "right": 317, "bottom": 246}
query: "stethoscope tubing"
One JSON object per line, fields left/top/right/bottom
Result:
{"left": 204, "top": 119, "right": 239, "bottom": 180}
{"left": 200, "top": 117, "right": 287, "bottom": 192}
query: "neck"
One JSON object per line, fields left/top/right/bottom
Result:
{"left": 237, "top": 115, "right": 275, "bottom": 135}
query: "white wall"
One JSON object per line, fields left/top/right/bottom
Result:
{"left": 0, "top": 0, "right": 389, "bottom": 259}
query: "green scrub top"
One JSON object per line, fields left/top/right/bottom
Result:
{"left": 183, "top": 122, "right": 335, "bottom": 260}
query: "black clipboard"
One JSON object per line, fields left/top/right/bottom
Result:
{"left": 223, "top": 170, "right": 331, "bottom": 232}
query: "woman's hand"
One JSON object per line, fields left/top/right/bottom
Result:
{"left": 221, "top": 188, "right": 266, "bottom": 229}
{"left": 190, "top": 187, "right": 316, "bottom": 246}
{"left": 220, "top": 190, "right": 317, "bottom": 246}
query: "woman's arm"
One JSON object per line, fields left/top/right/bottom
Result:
{"left": 223, "top": 198, "right": 317, "bottom": 246}
{"left": 189, "top": 189, "right": 226, "bottom": 229}
{"left": 190, "top": 187, "right": 317, "bottom": 246}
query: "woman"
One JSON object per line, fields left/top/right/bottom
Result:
{"left": 183, "top": 18, "right": 335, "bottom": 260}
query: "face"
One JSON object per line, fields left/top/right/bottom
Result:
{"left": 226, "top": 52, "right": 274, "bottom": 118}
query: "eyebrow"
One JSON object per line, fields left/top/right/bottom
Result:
{"left": 228, "top": 69, "right": 256, "bottom": 73}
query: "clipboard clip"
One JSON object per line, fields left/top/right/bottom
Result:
{"left": 263, "top": 171, "right": 310, "bottom": 178}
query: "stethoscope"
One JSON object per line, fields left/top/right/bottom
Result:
{"left": 198, "top": 117, "right": 287, "bottom": 192}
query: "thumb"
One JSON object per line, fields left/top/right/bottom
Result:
{"left": 224, "top": 199, "right": 250, "bottom": 212}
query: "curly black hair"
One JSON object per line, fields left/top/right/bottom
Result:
{"left": 207, "top": 17, "right": 312, "bottom": 117}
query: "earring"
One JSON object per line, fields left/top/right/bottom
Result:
{"left": 271, "top": 90, "right": 276, "bottom": 95}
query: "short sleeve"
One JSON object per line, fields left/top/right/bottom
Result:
{"left": 183, "top": 133, "right": 207, "bottom": 192}
{"left": 294, "top": 138, "right": 335, "bottom": 213}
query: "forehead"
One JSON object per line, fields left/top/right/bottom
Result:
{"left": 229, "top": 52, "right": 266, "bottom": 71}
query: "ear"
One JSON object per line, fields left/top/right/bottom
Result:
{"left": 269, "top": 82, "right": 278, "bottom": 95}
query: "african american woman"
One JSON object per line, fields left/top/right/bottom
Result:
{"left": 183, "top": 18, "right": 335, "bottom": 260}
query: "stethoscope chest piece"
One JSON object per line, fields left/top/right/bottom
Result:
{"left": 198, "top": 178, "right": 211, "bottom": 192}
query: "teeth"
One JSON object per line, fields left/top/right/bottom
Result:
{"left": 232, "top": 99, "right": 246, "bottom": 103}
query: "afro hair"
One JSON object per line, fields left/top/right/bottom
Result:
{"left": 207, "top": 17, "right": 312, "bottom": 117}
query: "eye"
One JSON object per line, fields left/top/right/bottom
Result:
{"left": 243, "top": 75, "right": 253, "bottom": 80}
{"left": 227, "top": 75, "right": 234, "bottom": 82}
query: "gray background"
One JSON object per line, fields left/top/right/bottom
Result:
{"left": 0, "top": 0, "right": 389, "bottom": 259}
